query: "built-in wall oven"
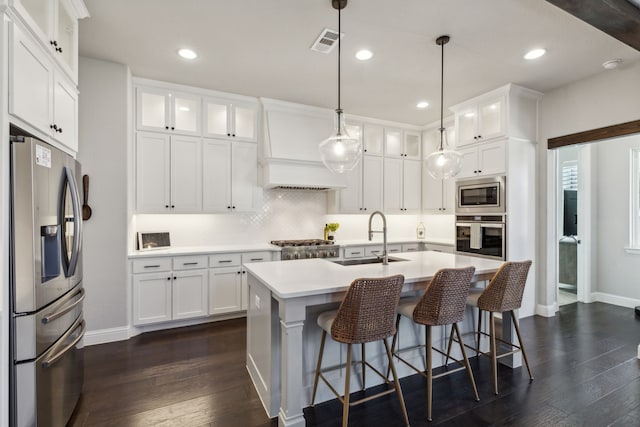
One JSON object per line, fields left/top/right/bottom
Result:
{"left": 456, "top": 176, "right": 506, "bottom": 214}
{"left": 455, "top": 214, "right": 506, "bottom": 260}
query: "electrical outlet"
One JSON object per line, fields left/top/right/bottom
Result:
{"left": 255, "top": 294, "right": 261, "bottom": 309}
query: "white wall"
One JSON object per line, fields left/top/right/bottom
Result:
{"left": 77, "top": 57, "right": 131, "bottom": 333}
{"left": 135, "top": 188, "right": 446, "bottom": 247}
{"left": 538, "top": 59, "right": 640, "bottom": 311}
{"left": 593, "top": 135, "right": 640, "bottom": 302}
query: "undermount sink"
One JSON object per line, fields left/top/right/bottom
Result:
{"left": 331, "top": 256, "right": 408, "bottom": 266}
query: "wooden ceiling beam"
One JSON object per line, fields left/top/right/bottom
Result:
{"left": 546, "top": 0, "right": 640, "bottom": 51}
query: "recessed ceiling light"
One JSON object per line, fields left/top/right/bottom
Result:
{"left": 524, "top": 48, "right": 546, "bottom": 60}
{"left": 177, "top": 48, "right": 198, "bottom": 60}
{"left": 602, "top": 58, "right": 622, "bottom": 70}
{"left": 416, "top": 101, "right": 429, "bottom": 109}
{"left": 355, "top": 49, "right": 373, "bottom": 60}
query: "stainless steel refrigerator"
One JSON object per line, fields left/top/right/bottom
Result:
{"left": 10, "top": 135, "right": 85, "bottom": 427}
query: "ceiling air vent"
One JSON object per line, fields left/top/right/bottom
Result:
{"left": 310, "top": 28, "right": 342, "bottom": 54}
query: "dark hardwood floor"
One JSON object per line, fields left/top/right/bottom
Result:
{"left": 69, "top": 302, "right": 640, "bottom": 426}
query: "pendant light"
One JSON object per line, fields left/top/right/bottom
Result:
{"left": 425, "top": 35, "right": 463, "bottom": 180}
{"left": 319, "top": 0, "right": 362, "bottom": 174}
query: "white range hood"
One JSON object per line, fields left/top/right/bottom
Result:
{"left": 260, "top": 98, "right": 347, "bottom": 190}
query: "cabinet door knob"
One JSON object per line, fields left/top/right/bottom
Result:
{"left": 57, "top": 128, "right": 63, "bottom": 133}
{"left": 165, "top": 205, "right": 169, "bottom": 208}
{"left": 167, "top": 277, "right": 171, "bottom": 280}
{"left": 171, "top": 127, "right": 175, "bottom": 130}
{"left": 478, "top": 135, "right": 482, "bottom": 139}
{"left": 478, "top": 170, "right": 482, "bottom": 173}
{"left": 232, "top": 206, "right": 236, "bottom": 209}
{"left": 56, "top": 47, "right": 63, "bottom": 53}
{"left": 173, "top": 276, "right": 176, "bottom": 280}
{"left": 364, "top": 149, "right": 367, "bottom": 153}
{"left": 232, "top": 134, "right": 236, "bottom": 137}
{"left": 227, "top": 206, "right": 231, "bottom": 209}
{"left": 227, "top": 133, "right": 231, "bottom": 137}
{"left": 165, "top": 126, "right": 169, "bottom": 130}
{"left": 171, "top": 205, "right": 175, "bottom": 208}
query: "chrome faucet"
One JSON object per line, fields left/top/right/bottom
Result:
{"left": 368, "top": 211, "right": 388, "bottom": 265}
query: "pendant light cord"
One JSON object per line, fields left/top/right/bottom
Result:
{"left": 337, "top": 5, "right": 342, "bottom": 113}
{"left": 439, "top": 37, "right": 445, "bottom": 151}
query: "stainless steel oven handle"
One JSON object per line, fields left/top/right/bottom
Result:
{"left": 456, "top": 222, "right": 473, "bottom": 227}
{"left": 42, "top": 288, "right": 85, "bottom": 324}
{"left": 41, "top": 319, "right": 86, "bottom": 368}
{"left": 480, "top": 224, "right": 504, "bottom": 229}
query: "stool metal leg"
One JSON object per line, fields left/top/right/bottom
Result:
{"left": 426, "top": 325, "right": 433, "bottom": 422}
{"left": 443, "top": 325, "right": 455, "bottom": 367}
{"left": 342, "top": 343, "right": 352, "bottom": 427}
{"left": 311, "top": 330, "right": 327, "bottom": 405}
{"left": 383, "top": 337, "right": 410, "bottom": 427}
{"left": 361, "top": 343, "right": 366, "bottom": 390}
{"left": 489, "top": 312, "right": 498, "bottom": 395}
{"left": 511, "top": 310, "right": 534, "bottom": 381}
{"left": 476, "top": 308, "right": 483, "bottom": 357}
{"left": 453, "top": 323, "right": 479, "bottom": 402}
{"left": 386, "top": 314, "right": 402, "bottom": 380}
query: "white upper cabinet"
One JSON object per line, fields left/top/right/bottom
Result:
{"left": 10, "top": 0, "right": 82, "bottom": 82}
{"left": 455, "top": 95, "right": 505, "bottom": 147}
{"left": 204, "top": 97, "right": 258, "bottom": 142}
{"left": 383, "top": 157, "right": 421, "bottom": 213}
{"left": 384, "top": 128, "right": 421, "bottom": 159}
{"left": 202, "top": 139, "right": 257, "bottom": 212}
{"left": 451, "top": 83, "right": 541, "bottom": 148}
{"left": 136, "top": 86, "right": 201, "bottom": 135}
{"left": 135, "top": 132, "right": 202, "bottom": 213}
{"left": 362, "top": 123, "right": 384, "bottom": 155}
{"left": 9, "top": 22, "right": 78, "bottom": 152}
{"left": 457, "top": 139, "right": 507, "bottom": 179}
{"left": 422, "top": 125, "right": 455, "bottom": 212}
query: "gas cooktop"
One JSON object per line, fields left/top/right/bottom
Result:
{"left": 270, "top": 239, "right": 335, "bottom": 247}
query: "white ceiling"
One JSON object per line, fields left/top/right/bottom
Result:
{"left": 78, "top": 0, "right": 640, "bottom": 126}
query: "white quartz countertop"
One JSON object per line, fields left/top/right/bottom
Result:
{"left": 244, "top": 251, "right": 503, "bottom": 299}
{"left": 336, "top": 237, "right": 454, "bottom": 247}
{"left": 128, "top": 243, "right": 281, "bottom": 258}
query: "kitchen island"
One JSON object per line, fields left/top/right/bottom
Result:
{"left": 244, "top": 251, "right": 507, "bottom": 427}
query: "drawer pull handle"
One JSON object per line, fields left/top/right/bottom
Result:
{"left": 250, "top": 258, "right": 264, "bottom": 261}
{"left": 218, "top": 260, "right": 233, "bottom": 263}
{"left": 352, "top": 251, "right": 361, "bottom": 255}
{"left": 183, "top": 262, "right": 198, "bottom": 266}
{"left": 144, "top": 265, "right": 161, "bottom": 268}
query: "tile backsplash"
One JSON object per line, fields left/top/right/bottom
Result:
{"left": 134, "top": 189, "right": 454, "bottom": 248}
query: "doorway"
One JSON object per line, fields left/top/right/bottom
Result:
{"left": 555, "top": 144, "right": 592, "bottom": 307}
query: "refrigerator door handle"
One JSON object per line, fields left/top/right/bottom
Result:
{"left": 41, "top": 288, "right": 85, "bottom": 324}
{"left": 41, "top": 319, "right": 86, "bottom": 369}
{"left": 59, "top": 166, "right": 83, "bottom": 277}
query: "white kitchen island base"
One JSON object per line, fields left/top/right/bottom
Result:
{"left": 245, "top": 252, "right": 511, "bottom": 427}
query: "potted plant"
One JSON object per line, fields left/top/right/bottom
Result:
{"left": 325, "top": 223, "right": 340, "bottom": 240}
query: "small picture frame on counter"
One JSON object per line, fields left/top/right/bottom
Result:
{"left": 137, "top": 232, "right": 171, "bottom": 251}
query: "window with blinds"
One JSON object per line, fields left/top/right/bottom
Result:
{"left": 562, "top": 161, "right": 578, "bottom": 191}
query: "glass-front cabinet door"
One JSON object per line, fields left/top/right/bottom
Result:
{"left": 171, "top": 93, "right": 200, "bottom": 135}
{"left": 478, "top": 96, "right": 505, "bottom": 142}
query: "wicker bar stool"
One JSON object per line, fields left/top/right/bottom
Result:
{"left": 311, "top": 275, "right": 410, "bottom": 427}
{"left": 463, "top": 260, "right": 533, "bottom": 395}
{"left": 390, "top": 267, "right": 479, "bottom": 422}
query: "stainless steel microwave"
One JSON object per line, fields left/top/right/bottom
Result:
{"left": 456, "top": 176, "right": 506, "bottom": 214}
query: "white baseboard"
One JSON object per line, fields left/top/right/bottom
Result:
{"left": 591, "top": 292, "right": 640, "bottom": 309}
{"left": 83, "top": 313, "right": 246, "bottom": 346}
{"left": 83, "top": 326, "right": 130, "bottom": 346}
{"left": 535, "top": 303, "right": 557, "bottom": 317}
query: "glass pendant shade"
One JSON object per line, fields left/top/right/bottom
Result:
{"left": 425, "top": 146, "right": 463, "bottom": 179}
{"left": 425, "top": 35, "right": 463, "bottom": 180}
{"left": 319, "top": 110, "right": 362, "bottom": 173}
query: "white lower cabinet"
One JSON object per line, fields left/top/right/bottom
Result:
{"left": 132, "top": 256, "right": 208, "bottom": 326}
{"left": 133, "top": 272, "right": 172, "bottom": 325}
{"left": 172, "top": 270, "right": 208, "bottom": 320}
{"left": 209, "top": 266, "right": 242, "bottom": 315}
{"left": 208, "top": 251, "right": 273, "bottom": 315}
